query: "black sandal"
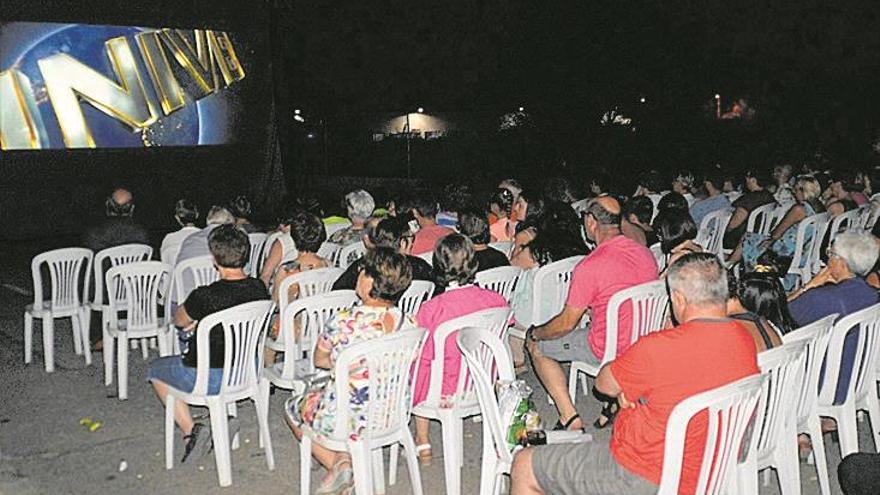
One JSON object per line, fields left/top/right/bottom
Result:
{"left": 593, "top": 401, "right": 619, "bottom": 429}
{"left": 553, "top": 413, "right": 585, "bottom": 432}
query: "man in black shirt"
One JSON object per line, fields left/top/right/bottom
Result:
{"left": 723, "top": 170, "right": 777, "bottom": 249}
{"left": 458, "top": 207, "right": 510, "bottom": 271}
{"left": 148, "top": 225, "right": 268, "bottom": 462}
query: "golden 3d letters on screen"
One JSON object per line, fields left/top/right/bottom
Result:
{"left": 0, "top": 22, "right": 246, "bottom": 150}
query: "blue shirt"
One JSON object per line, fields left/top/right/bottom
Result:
{"left": 689, "top": 194, "right": 731, "bottom": 227}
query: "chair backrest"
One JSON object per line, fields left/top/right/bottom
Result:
{"left": 658, "top": 374, "right": 764, "bottom": 495}
{"left": 827, "top": 208, "right": 862, "bottom": 247}
{"left": 397, "top": 280, "right": 435, "bottom": 318}
{"left": 93, "top": 243, "right": 153, "bottom": 306}
{"left": 192, "top": 300, "right": 274, "bottom": 396}
{"left": 601, "top": 279, "right": 669, "bottom": 364}
{"left": 416, "top": 251, "right": 433, "bottom": 266}
{"left": 318, "top": 241, "right": 343, "bottom": 265}
{"left": 859, "top": 204, "right": 880, "bottom": 231}
{"left": 788, "top": 212, "right": 831, "bottom": 286}
{"left": 245, "top": 232, "right": 268, "bottom": 277}
{"left": 277, "top": 290, "right": 359, "bottom": 379}
{"left": 31, "top": 247, "right": 94, "bottom": 312}
{"left": 529, "top": 255, "right": 584, "bottom": 327}
{"left": 457, "top": 327, "right": 517, "bottom": 465}
{"left": 277, "top": 267, "right": 344, "bottom": 311}
{"left": 696, "top": 208, "right": 734, "bottom": 257}
{"left": 330, "top": 328, "right": 425, "bottom": 441}
{"left": 337, "top": 241, "right": 366, "bottom": 269}
{"left": 172, "top": 255, "right": 219, "bottom": 304}
{"left": 746, "top": 202, "right": 779, "bottom": 235}
{"left": 259, "top": 231, "right": 285, "bottom": 270}
{"left": 487, "top": 241, "right": 513, "bottom": 257}
{"left": 649, "top": 243, "right": 666, "bottom": 273}
{"left": 475, "top": 266, "right": 522, "bottom": 304}
{"left": 422, "top": 307, "right": 512, "bottom": 407}
{"left": 752, "top": 340, "right": 809, "bottom": 459}
{"left": 781, "top": 314, "right": 838, "bottom": 424}
{"left": 106, "top": 261, "right": 171, "bottom": 332}
{"left": 818, "top": 302, "right": 880, "bottom": 407}
{"left": 324, "top": 219, "right": 352, "bottom": 238}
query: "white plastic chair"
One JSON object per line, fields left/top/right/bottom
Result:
{"left": 168, "top": 256, "right": 220, "bottom": 354}
{"left": 88, "top": 244, "right": 153, "bottom": 347}
{"left": 337, "top": 241, "right": 367, "bottom": 269}
{"left": 416, "top": 251, "right": 433, "bottom": 266}
{"left": 298, "top": 328, "right": 426, "bottom": 495}
{"left": 568, "top": 279, "right": 668, "bottom": 400}
{"left": 781, "top": 314, "right": 837, "bottom": 495}
{"left": 695, "top": 207, "right": 734, "bottom": 258}
{"left": 263, "top": 289, "right": 358, "bottom": 394}
{"left": 788, "top": 212, "right": 831, "bottom": 287}
{"left": 858, "top": 203, "right": 880, "bottom": 230}
{"left": 475, "top": 266, "right": 522, "bottom": 305}
{"left": 104, "top": 261, "right": 172, "bottom": 400}
{"left": 398, "top": 280, "right": 435, "bottom": 318}
{"left": 164, "top": 300, "right": 275, "bottom": 487}
{"left": 649, "top": 243, "right": 666, "bottom": 273}
{"left": 746, "top": 202, "right": 779, "bottom": 235}
{"left": 487, "top": 241, "right": 513, "bottom": 257}
{"left": 527, "top": 255, "right": 584, "bottom": 328}
{"left": 738, "top": 340, "right": 809, "bottom": 495}
{"left": 317, "top": 241, "right": 343, "bottom": 264}
{"left": 815, "top": 303, "right": 880, "bottom": 458}
{"left": 410, "top": 307, "right": 512, "bottom": 495}
{"left": 245, "top": 232, "right": 268, "bottom": 277}
{"left": 657, "top": 374, "right": 764, "bottom": 495}
{"left": 275, "top": 267, "right": 344, "bottom": 304}
{"left": 456, "top": 327, "right": 516, "bottom": 495}
{"left": 24, "top": 247, "right": 94, "bottom": 372}
{"left": 259, "top": 231, "right": 286, "bottom": 270}
{"left": 827, "top": 208, "right": 862, "bottom": 247}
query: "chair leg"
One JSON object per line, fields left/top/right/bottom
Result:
{"left": 103, "top": 328, "right": 114, "bottom": 386}
{"left": 117, "top": 334, "right": 129, "bottom": 401}
{"left": 24, "top": 312, "right": 33, "bottom": 364}
{"left": 388, "top": 443, "right": 399, "bottom": 486}
{"left": 439, "top": 413, "right": 462, "bottom": 495}
{"left": 208, "top": 401, "right": 233, "bottom": 487}
{"left": 157, "top": 328, "right": 169, "bottom": 357}
{"left": 43, "top": 315, "right": 54, "bottom": 373}
{"left": 778, "top": 432, "right": 803, "bottom": 495}
{"left": 479, "top": 436, "right": 498, "bottom": 495}
{"left": 300, "top": 434, "right": 312, "bottom": 495}
{"left": 736, "top": 459, "right": 759, "bottom": 495}
{"left": 837, "top": 405, "right": 860, "bottom": 457}
{"left": 253, "top": 385, "right": 275, "bottom": 471}
{"left": 863, "top": 396, "right": 880, "bottom": 453}
{"left": 400, "top": 428, "right": 424, "bottom": 495}
{"left": 140, "top": 338, "right": 149, "bottom": 360}
{"left": 805, "top": 417, "right": 832, "bottom": 495}
{"left": 349, "top": 438, "right": 374, "bottom": 495}
{"left": 165, "top": 395, "right": 176, "bottom": 469}
{"left": 567, "top": 367, "right": 579, "bottom": 405}
{"left": 372, "top": 448, "right": 385, "bottom": 494}
{"left": 228, "top": 402, "right": 239, "bottom": 451}
{"left": 71, "top": 314, "right": 83, "bottom": 355}
{"left": 74, "top": 312, "right": 91, "bottom": 366}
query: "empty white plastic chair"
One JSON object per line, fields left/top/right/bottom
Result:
{"left": 475, "top": 266, "right": 522, "bottom": 305}
{"left": 695, "top": 208, "right": 734, "bottom": 258}
{"left": 337, "top": 241, "right": 367, "bottom": 269}
{"left": 24, "top": 247, "right": 94, "bottom": 372}
{"left": 782, "top": 314, "right": 837, "bottom": 495}
{"left": 816, "top": 303, "right": 880, "bottom": 458}
{"left": 487, "top": 241, "right": 513, "bottom": 257}
{"left": 657, "top": 374, "right": 764, "bottom": 495}
{"left": 410, "top": 307, "right": 512, "bottom": 495}
{"left": 245, "top": 232, "right": 268, "bottom": 277}
{"left": 297, "top": 328, "right": 426, "bottom": 495}
{"left": 164, "top": 300, "right": 275, "bottom": 487}
{"left": 398, "top": 280, "right": 435, "bottom": 318}
{"left": 788, "top": 212, "right": 831, "bottom": 288}
{"left": 104, "top": 261, "right": 172, "bottom": 400}
{"left": 738, "top": 339, "right": 809, "bottom": 495}
{"left": 568, "top": 279, "right": 669, "bottom": 400}
{"left": 89, "top": 244, "right": 154, "bottom": 351}
{"left": 746, "top": 202, "right": 779, "bottom": 235}
{"left": 827, "top": 208, "right": 862, "bottom": 247}
{"left": 456, "top": 327, "right": 516, "bottom": 495}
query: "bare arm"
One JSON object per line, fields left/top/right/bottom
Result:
{"left": 726, "top": 207, "right": 749, "bottom": 231}
{"left": 313, "top": 345, "right": 332, "bottom": 370}
{"left": 532, "top": 304, "right": 586, "bottom": 340}
{"left": 595, "top": 363, "right": 636, "bottom": 409}
{"left": 174, "top": 305, "right": 196, "bottom": 330}
{"left": 768, "top": 204, "right": 805, "bottom": 240}
{"left": 259, "top": 240, "right": 282, "bottom": 286}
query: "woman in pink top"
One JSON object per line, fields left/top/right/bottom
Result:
{"left": 412, "top": 234, "right": 509, "bottom": 464}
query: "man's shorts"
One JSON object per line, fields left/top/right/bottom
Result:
{"left": 536, "top": 327, "right": 601, "bottom": 367}
{"left": 531, "top": 439, "right": 657, "bottom": 495}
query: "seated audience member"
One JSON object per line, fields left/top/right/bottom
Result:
{"left": 259, "top": 210, "right": 301, "bottom": 287}
{"left": 788, "top": 231, "right": 880, "bottom": 405}
{"left": 176, "top": 206, "right": 235, "bottom": 265}
{"left": 825, "top": 169, "right": 867, "bottom": 209}
{"left": 83, "top": 187, "right": 150, "bottom": 253}
{"left": 148, "top": 225, "right": 268, "bottom": 462}
{"left": 328, "top": 189, "right": 375, "bottom": 246}
{"left": 509, "top": 189, "right": 547, "bottom": 261}
{"left": 410, "top": 194, "right": 454, "bottom": 255}
{"left": 160, "top": 199, "right": 200, "bottom": 265}
{"left": 271, "top": 210, "right": 329, "bottom": 316}
{"left": 723, "top": 170, "right": 777, "bottom": 250}
{"left": 652, "top": 209, "right": 701, "bottom": 275}
{"left": 499, "top": 178, "right": 523, "bottom": 205}
{"left": 689, "top": 171, "right": 732, "bottom": 227}
{"left": 524, "top": 197, "right": 657, "bottom": 431}
{"left": 332, "top": 217, "right": 433, "bottom": 291}
{"left": 772, "top": 163, "right": 796, "bottom": 205}
{"left": 436, "top": 183, "right": 472, "bottom": 229}
{"left": 411, "top": 235, "right": 510, "bottom": 464}
{"left": 458, "top": 207, "right": 510, "bottom": 271}
{"left": 656, "top": 191, "right": 690, "bottom": 215}
{"left": 727, "top": 269, "right": 793, "bottom": 351}
{"left": 620, "top": 196, "right": 659, "bottom": 247}
{"left": 229, "top": 195, "right": 258, "bottom": 233}
{"left": 671, "top": 171, "right": 696, "bottom": 206}
{"left": 633, "top": 169, "right": 666, "bottom": 217}
{"left": 285, "top": 248, "right": 413, "bottom": 493}
{"left": 489, "top": 188, "right": 517, "bottom": 242}
{"left": 511, "top": 253, "right": 759, "bottom": 495}
{"left": 839, "top": 453, "right": 880, "bottom": 495}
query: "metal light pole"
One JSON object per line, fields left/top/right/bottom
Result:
{"left": 405, "top": 112, "right": 411, "bottom": 178}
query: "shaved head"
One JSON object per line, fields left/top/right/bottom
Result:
{"left": 587, "top": 196, "right": 621, "bottom": 226}
{"left": 106, "top": 188, "right": 135, "bottom": 217}
{"left": 112, "top": 188, "right": 132, "bottom": 206}
{"left": 594, "top": 196, "right": 620, "bottom": 216}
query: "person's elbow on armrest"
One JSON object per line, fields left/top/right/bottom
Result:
{"left": 595, "top": 362, "right": 621, "bottom": 398}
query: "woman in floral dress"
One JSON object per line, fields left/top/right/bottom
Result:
{"left": 285, "top": 247, "right": 414, "bottom": 495}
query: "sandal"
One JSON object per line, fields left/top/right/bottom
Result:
{"left": 553, "top": 413, "right": 585, "bottom": 432}
{"left": 593, "top": 401, "right": 619, "bottom": 429}
{"left": 316, "top": 458, "right": 354, "bottom": 495}
{"left": 416, "top": 443, "right": 433, "bottom": 466}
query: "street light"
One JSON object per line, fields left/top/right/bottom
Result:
{"left": 518, "top": 106, "right": 525, "bottom": 112}
{"left": 417, "top": 107, "right": 424, "bottom": 113}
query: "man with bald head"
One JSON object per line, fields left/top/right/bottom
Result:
{"left": 524, "top": 196, "right": 657, "bottom": 431}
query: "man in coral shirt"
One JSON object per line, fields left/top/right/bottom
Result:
{"left": 409, "top": 195, "right": 454, "bottom": 255}
{"left": 512, "top": 253, "right": 759, "bottom": 495}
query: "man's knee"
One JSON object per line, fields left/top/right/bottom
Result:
{"left": 511, "top": 448, "right": 540, "bottom": 494}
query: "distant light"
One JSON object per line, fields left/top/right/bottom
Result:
{"left": 518, "top": 106, "right": 525, "bottom": 112}
{"left": 639, "top": 97, "right": 646, "bottom": 103}
{"left": 294, "top": 115, "right": 305, "bottom": 123}
{"left": 714, "top": 94, "right": 720, "bottom": 99}
{"left": 307, "top": 133, "right": 315, "bottom": 139}
{"left": 417, "top": 107, "right": 424, "bottom": 113}
{"left": 294, "top": 109, "right": 301, "bottom": 115}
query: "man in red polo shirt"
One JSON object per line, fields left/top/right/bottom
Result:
{"left": 512, "top": 252, "right": 759, "bottom": 495}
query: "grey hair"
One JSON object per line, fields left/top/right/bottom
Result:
{"left": 831, "top": 231, "right": 880, "bottom": 277}
{"left": 345, "top": 189, "right": 375, "bottom": 221}
{"left": 667, "top": 252, "right": 728, "bottom": 307}
{"left": 205, "top": 206, "right": 235, "bottom": 226}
